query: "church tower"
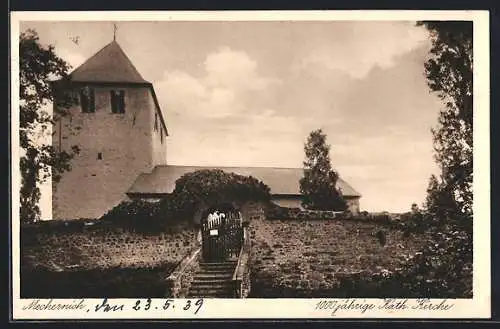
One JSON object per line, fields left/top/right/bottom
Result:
{"left": 52, "top": 40, "right": 168, "bottom": 219}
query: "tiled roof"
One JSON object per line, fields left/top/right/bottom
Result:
{"left": 69, "top": 41, "right": 148, "bottom": 84}
{"left": 127, "top": 165, "right": 362, "bottom": 198}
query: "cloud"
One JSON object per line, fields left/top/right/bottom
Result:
{"left": 299, "top": 22, "right": 429, "bottom": 79}
{"left": 204, "top": 47, "right": 279, "bottom": 90}
{"left": 156, "top": 47, "right": 280, "bottom": 119}
{"left": 159, "top": 39, "right": 441, "bottom": 213}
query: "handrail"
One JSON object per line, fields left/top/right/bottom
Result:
{"left": 232, "top": 228, "right": 246, "bottom": 281}
{"left": 165, "top": 239, "right": 201, "bottom": 298}
{"left": 232, "top": 227, "right": 251, "bottom": 297}
{"left": 167, "top": 246, "right": 201, "bottom": 281}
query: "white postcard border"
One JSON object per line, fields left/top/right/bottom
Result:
{"left": 10, "top": 10, "right": 491, "bottom": 320}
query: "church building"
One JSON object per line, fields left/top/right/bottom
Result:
{"left": 52, "top": 40, "right": 361, "bottom": 220}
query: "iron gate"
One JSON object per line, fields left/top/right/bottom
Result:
{"left": 201, "top": 211, "right": 244, "bottom": 261}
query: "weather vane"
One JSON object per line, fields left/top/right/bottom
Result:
{"left": 113, "top": 23, "right": 118, "bottom": 41}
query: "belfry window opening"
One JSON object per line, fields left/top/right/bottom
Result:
{"left": 110, "top": 90, "right": 125, "bottom": 114}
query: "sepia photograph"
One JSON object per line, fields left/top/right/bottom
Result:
{"left": 11, "top": 11, "right": 490, "bottom": 319}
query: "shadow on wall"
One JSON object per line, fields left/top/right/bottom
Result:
{"left": 21, "top": 263, "right": 178, "bottom": 298}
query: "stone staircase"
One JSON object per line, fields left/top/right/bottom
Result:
{"left": 187, "top": 261, "right": 237, "bottom": 298}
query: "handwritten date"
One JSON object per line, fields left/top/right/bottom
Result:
{"left": 93, "top": 298, "right": 204, "bottom": 314}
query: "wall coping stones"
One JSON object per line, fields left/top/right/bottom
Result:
{"left": 165, "top": 241, "right": 201, "bottom": 297}
{"left": 232, "top": 227, "right": 251, "bottom": 298}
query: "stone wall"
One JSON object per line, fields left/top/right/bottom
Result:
{"left": 266, "top": 206, "right": 345, "bottom": 220}
{"left": 269, "top": 196, "right": 361, "bottom": 216}
{"left": 21, "top": 224, "right": 198, "bottom": 271}
{"left": 165, "top": 243, "right": 202, "bottom": 298}
{"left": 247, "top": 216, "right": 433, "bottom": 298}
{"left": 241, "top": 201, "right": 266, "bottom": 222}
{"left": 52, "top": 85, "right": 163, "bottom": 220}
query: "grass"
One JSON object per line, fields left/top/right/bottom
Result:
{"left": 249, "top": 218, "right": 432, "bottom": 296}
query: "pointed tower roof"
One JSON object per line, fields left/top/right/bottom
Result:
{"left": 65, "top": 40, "right": 169, "bottom": 136}
{"left": 70, "top": 40, "right": 149, "bottom": 84}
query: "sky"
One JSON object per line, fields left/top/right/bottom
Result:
{"left": 20, "top": 20, "right": 442, "bottom": 215}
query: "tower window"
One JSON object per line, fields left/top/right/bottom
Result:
{"left": 160, "top": 127, "right": 163, "bottom": 143}
{"left": 110, "top": 90, "right": 125, "bottom": 114}
{"left": 80, "top": 87, "right": 95, "bottom": 113}
{"left": 97, "top": 152, "right": 102, "bottom": 160}
{"left": 154, "top": 112, "right": 158, "bottom": 131}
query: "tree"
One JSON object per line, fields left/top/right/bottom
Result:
{"left": 424, "top": 174, "right": 460, "bottom": 223}
{"left": 19, "top": 29, "right": 79, "bottom": 223}
{"left": 418, "top": 21, "right": 473, "bottom": 219}
{"left": 299, "top": 129, "right": 347, "bottom": 211}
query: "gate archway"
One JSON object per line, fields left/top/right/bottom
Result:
{"left": 201, "top": 203, "right": 244, "bottom": 262}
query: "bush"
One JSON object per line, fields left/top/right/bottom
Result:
{"left": 99, "top": 195, "right": 189, "bottom": 233}
{"left": 265, "top": 203, "right": 296, "bottom": 219}
{"left": 173, "top": 169, "right": 271, "bottom": 218}
{"left": 377, "top": 228, "right": 470, "bottom": 297}
{"left": 337, "top": 216, "right": 472, "bottom": 298}
{"left": 370, "top": 213, "right": 392, "bottom": 223}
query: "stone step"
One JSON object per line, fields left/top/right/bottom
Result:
{"left": 189, "top": 281, "right": 234, "bottom": 288}
{"left": 196, "top": 267, "right": 235, "bottom": 274}
{"left": 200, "top": 260, "right": 237, "bottom": 264}
{"left": 189, "top": 285, "right": 233, "bottom": 290}
{"left": 187, "top": 294, "right": 234, "bottom": 298}
{"left": 199, "top": 262, "right": 237, "bottom": 268}
{"left": 194, "top": 273, "right": 234, "bottom": 280}
{"left": 187, "top": 260, "right": 239, "bottom": 298}
{"left": 189, "top": 288, "right": 232, "bottom": 294}
{"left": 190, "top": 281, "right": 233, "bottom": 287}
{"left": 200, "top": 264, "right": 236, "bottom": 270}
{"left": 191, "top": 279, "right": 233, "bottom": 286}
{"left": 188, "top": 287, "right": 235, "bottom": 298}
{"left": 187, "top": 294, "right": 235, "bottom": 298}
